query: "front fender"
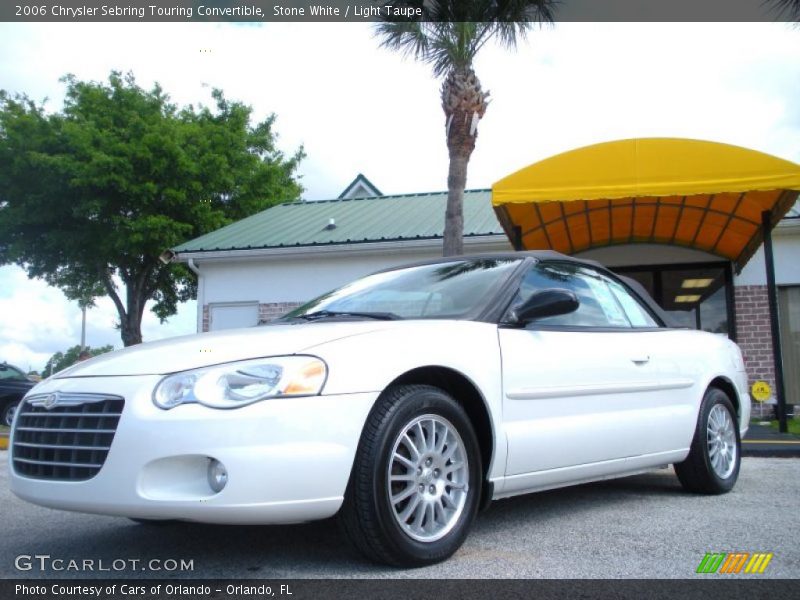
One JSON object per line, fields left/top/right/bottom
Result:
{"left": 306, "top": 320, "right": 506, "bottom": 481}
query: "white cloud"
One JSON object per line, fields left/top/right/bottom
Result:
{"left": 0, "top": 265, "right": 196, "bottom": 372}
{"left": 0, "top": 21, "right": 798, "bottom": 370}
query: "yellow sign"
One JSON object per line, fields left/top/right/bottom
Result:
{"left": 751, "top": 381, "right": 772, "bottom": 402}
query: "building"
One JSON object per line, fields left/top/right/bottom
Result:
{"left": 173, "top": 182, "right": 512, "bottom": 330}
{"left": 173, "top": 142, "right": 800, "bottom": 415}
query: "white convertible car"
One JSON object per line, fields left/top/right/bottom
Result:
{"left": 9, "top": 252, "right": 749, "bottom": 566}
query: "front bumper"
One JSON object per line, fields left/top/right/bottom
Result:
{"left": 9, "top": 375, "right": 377, "bottom": 524}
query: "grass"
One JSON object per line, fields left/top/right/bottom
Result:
{"left": 770, "top": 419, "right": 800, "bottom": 436}
{"left": 752, "top": 419, "right": 800, "bottom": 436}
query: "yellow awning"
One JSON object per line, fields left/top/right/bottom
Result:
{"left": 491, "top": 138, "right": 800, "bottom": 272}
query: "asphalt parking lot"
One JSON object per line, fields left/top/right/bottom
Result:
{"left": 0, "top": 454, "right": 797, "bottom": 579}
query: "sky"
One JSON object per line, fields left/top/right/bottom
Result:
{"left": 0, "top": 21, "right": 798, "bottom": 372}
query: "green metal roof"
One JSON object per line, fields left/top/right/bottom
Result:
{"left": 174, "top": 190, "right": 504, "bottom": 253}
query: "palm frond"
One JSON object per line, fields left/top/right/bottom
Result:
{"left": 764, "top": 0, "right": 800, "bottom": 20}
{"left": 375, "top": 1, "right": 557, "bottom": 77}
{"left": 375, "top": 21, "right": 430, "bottom": 63}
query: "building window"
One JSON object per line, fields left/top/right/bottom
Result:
{"left": 778, "top": 286, "right": 800, "bottom": 406}
{"left": 613, "top": 263, "right": 733, "bottom": 337}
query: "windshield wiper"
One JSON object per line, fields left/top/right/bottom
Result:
{"left": 297, "top": 310, "right": 401, "bottom": 321}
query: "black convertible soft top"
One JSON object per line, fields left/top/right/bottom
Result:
{"left": 380, "top": 250, "right": 683, "bottom": 329}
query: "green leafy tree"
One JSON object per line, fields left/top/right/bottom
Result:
{"left": 44, "top": 344, "right": 114, "bottom": 375}
{"left": 377, "top": 1, "right": 556, "bottom": 256}
{"left": 0, "top": 72, "right": 304, "bottom": 346}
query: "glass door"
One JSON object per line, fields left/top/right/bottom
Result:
{"left": 613, "top": 262, "right": 734, "bottom": 339}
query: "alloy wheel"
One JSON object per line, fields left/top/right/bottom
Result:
{"left": 387, "top": 414, "right": 469, "bottom": 543}
{"left": 707, "top": 404, "right": 737, "bottom": 479}
{"left": 3, "top": 403, "right": 17, "bottom": 427}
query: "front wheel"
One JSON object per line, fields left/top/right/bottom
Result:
{"left": 339, "top": 385, "right": 482, "bottom": 567}
{"left": 674, "top": 387, "right": 741, "bottom": 494}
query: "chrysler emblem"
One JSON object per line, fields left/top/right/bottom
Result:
{"left": 42, "top": 393, "right": 59, "bottom": 410}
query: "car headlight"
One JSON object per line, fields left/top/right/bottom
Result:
{"left": 153, "top": 355, "right": 327, "bottom": 410}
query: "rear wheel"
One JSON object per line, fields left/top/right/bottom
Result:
{"left": 674, "top": 387, "right": 740, "bottom": 494}
{"left": 339, "top": 384, "right": 481, "bottom": 567}
{"left": 3, "top": 401, "right": 19, "bottom": 427}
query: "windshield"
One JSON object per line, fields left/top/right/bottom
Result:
{"left": 281, "top": 258, "right": 521, "bottom": 321}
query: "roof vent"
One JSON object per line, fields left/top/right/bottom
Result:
{"left": 325, "top": 218, "right": 336, "bottom": 230}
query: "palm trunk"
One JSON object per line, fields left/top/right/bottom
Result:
{"left": 444, "top": 154, "right": 468, "bottom": 256}
{"left": 440, "top": 66, "right": 488, "bottom": 257}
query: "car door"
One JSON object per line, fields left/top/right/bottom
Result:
{"left": 499, "top": 261, "right": 678, "bottom": 483}
{"left": 603, "top": 276, "right": 699, "bottom": 452}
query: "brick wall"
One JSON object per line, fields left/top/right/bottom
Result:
{"left": 258, "top": 302, "right": 303, "bottom": 324}
{"left": 734, "top": 285, "right": 776, "bottom": 416}
{"left": 202, "top": 305, "right": 209, "bottom": 332}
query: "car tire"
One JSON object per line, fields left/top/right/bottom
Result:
{"left": 3, "top": 401, "right": 19, "bottom": 427}
{"left": 674, "top": 387, "right": 741, "bottom": 494}
{"left": 339, "top": 384, "right": 482, "bottom": 567}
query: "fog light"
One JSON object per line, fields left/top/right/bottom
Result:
{"left": 207, "top": 459, "right": 227, "bottom": 493}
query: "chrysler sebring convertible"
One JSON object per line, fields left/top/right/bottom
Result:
{"left": 9, "top": 252, "right": 749, "bottom": 566}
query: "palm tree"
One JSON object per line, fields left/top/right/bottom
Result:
{"left": 767, "top": 0, "right": 800, "bottom": 20}
{"left": 377, "top": 1, "right": 556, "bottom": 256}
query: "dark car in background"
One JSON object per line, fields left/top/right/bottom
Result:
{"left": 0, "top": 362, "right": 35, "bottom": 426}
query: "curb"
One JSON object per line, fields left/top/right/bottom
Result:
{"left": 742, "top": 423, "right": 800, "bottom": 457}
{"left": 741, "top": 441, "right": 800, "bottom": 458}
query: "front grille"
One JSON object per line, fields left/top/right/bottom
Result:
{"left": 12, "top": 393, "right": 124, "bottom": 481}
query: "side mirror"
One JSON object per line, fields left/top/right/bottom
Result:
{"left": 510, "top": 288, "right": 580, "bottom": 325}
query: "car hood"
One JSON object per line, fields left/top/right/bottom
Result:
{"left": 52, "top": 321, "right": 394, "bottom": 378}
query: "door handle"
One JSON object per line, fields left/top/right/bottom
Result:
{"left": 631, "top": 355, "right": 650, "bottom": 365}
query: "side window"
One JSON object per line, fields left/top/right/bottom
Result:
{"left": 513, "top": 263, "right": 631, "bottom": 328}
{"left": 607, "top": 279, "right": 660, "bottom": 328}
{"left": 0, "top": 365, "right": 25, "bottom": 381}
